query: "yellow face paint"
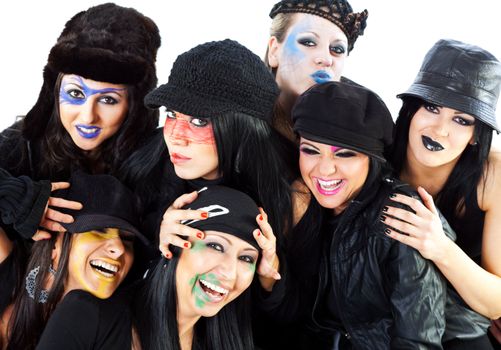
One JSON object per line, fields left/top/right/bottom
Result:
{"left": 65, "top": 228, "right": 134, "bottom": 299}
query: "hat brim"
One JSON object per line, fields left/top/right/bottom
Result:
{"left": 61, "top": 214, "right": 149, "bottom": 246}
{"left": 398, "top": 84, "right": 499, "bottom": 132}
{"left": 145, "top": 83, "right": 239, "bottom": 119}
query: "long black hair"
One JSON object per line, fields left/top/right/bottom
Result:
{"left": 135, "top": 247, "right": 255, "bottom": 350}
{"left": 390, "top": 96, "right": 492, "bottom": 221}
{"left": 6, "top": 233, "right": 72, "bottom": 350}
{"left": 18, "top": 73, "right": 158, "bottom": 181}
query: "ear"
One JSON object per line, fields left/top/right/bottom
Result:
{"left": 51, "top": 233, "right": 64, "bottom": 270}
{"left": 267, "top": 36, "right": 280, "bottom": 68}
{"left": 469, "top": 135, "right": 478, "bottom": 146}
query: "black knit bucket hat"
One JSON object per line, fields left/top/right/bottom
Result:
{"left": 23, "top": 3, "right": 161, "bottom": 140}
{"left": 398, "top": 39, "right": 501, "bottom": 133}
{"left": 292, "top": 81, "right": 394, "bottom": 162}
{"left": 145, "top": 39, "right": 280, "bottom": 122}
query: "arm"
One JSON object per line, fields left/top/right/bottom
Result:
{"left": 385, "top": 236, "right": 446, "bottom": 349}
{"left": 384, "top": 154, "right": 501, "bottom": 319}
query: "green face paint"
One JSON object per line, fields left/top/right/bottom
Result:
{"left": 248, "top": 262, "right": 256, "bottom": 273}
{"left": 191, "top": 240, "right": 206, "bottom": 252}
{"left": 189, "top": 272, "right": 220, "bottom": 308}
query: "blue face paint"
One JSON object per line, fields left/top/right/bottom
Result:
{"left": 59, "top": 76, "right": 125, "bottom": 106}
{"left": 310, "top": 70, "right": 332, "bottom": 84}
{"left": 283, "top": 25, "right": 305, "bottom": 61}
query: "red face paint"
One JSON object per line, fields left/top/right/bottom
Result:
{"left": 163, "top": 112, "right": 215, "bottom": 145}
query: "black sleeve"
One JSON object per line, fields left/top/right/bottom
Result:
{"left": 0, "top": 168, "right": 51, "bottom": 239}
{"left": 36, "top": 290, "right": 132, "bottom": 350}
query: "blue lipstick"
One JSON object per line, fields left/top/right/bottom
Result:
{"left": 76, "top": 124, "right": 102, "bottom": 139}
{"left": 310, "top": 70, "right": 332, "bottom": 84}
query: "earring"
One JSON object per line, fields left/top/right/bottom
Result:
{"left": 471, "top": 141, "right": 479, "bottom": 146}
{"left": 25, "top": 265, "right": 51, "bottom": 304}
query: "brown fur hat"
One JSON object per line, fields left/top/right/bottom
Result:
{"left": 23, "top": 3, "right": 161, "bottom": 140}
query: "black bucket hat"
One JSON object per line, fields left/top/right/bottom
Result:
{"left": 181, "top": 186, "right": 260, "bottom": 250}
{"left": 55, "top": 171, "right": 148, "bottom": 245}
{"left": 398, "top": 39, "right": 501, "bottom": 132}
{"left": 292, "top": 81, "right": 394, "bottom": 162}
{"left": 144, "top": 39, "right": 280, "bottom": 122}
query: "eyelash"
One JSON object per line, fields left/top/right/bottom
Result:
{"left": 300, "top": 147, "right": 319, "bottom": 155}
{"left": 239, "top": 255, "right": 255, "bottom": 264}
{"left": 206, "top": 242, "right": 255, "bottom": 264}
{"left": 297, "top": 39, "right": 346, "bottom": 55}
{"left": 424, "top": 104, "right": 475, "bottom": 126}
{"left": 336, "top": 151, "right": 356, "bottom": 158}
{"left": 165, "top": 111, "right": 209, "bottom": 127}
{"left": 65, "top": 89, "right": 118, "bottom": 105}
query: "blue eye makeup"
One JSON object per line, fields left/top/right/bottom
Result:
{"left": 59, "top": 76, "right": 125, "bottom": 106}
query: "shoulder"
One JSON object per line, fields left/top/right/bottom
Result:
{"left": 479, "top": 151, "right": 501, "bottom": 210}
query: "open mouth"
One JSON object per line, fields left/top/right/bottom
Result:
{"left": 199, "top": 278, "right": 229, "bottom": 302}
{"left": 90, "top": 259, "right": 119, "bottom": 278}
{"left": 422, "top": 136, "right": 444, "bottom": 151}
{"left": 76, "top": 125, "right": 101, "bottom": 139}
{"left": 315, "top": 178, "right": 345, "bottom": 195}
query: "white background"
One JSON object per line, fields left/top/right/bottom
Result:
{"left": 1, "top": 0, "right": 500, "bottom": 147}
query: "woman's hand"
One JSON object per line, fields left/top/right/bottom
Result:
{"left": 381, "top": 186, "right": 451, "bottom": 262}
{"left": 158, "top": 191, "right": 207, "bottom": 259}
{"left": 253, "top": 208, "right": 281, "bottom": 291}
{"left": 32, "top": 182, "right": 83, "bottom": 241}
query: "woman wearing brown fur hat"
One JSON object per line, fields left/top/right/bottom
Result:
{"left": 265, "top": 0, "right": 368, "bottom": 139}
{"left": 0, "top": 2, "right": 160, "bottom": 342}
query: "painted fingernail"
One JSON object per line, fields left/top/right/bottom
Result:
{"left": 196, "top": 232, "right": 204, "bottom": 239}
{"left": 165, "top": 252, "right": 172, "bottom": 259}
{"left": 384, "top": 228, "right": 391, "bottom": 234}
{"left": 390, "top": 193, "right": 396, "bottom": 198}
{"left": 184, "top": 242, "right": 191, "bottom": 248}
{"left": 380, "top": 215, "right": 386, "bottom": 221}
{"left": 382, "top": 206, "right": 388, "bottom": 212}
{"left": 259, "top": 215, "right": 263, "bottom": 221}
{"left": 257, "top": 230, "right": 261, "bottom": 237}
{"left": 201, "top": 212, "right": 208, "bottom": 219}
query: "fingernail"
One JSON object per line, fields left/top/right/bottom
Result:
{"left": 257, "top": 230, "right": 261, "bottom": 237}
{"left": 165, "top": 252, "right": 172, "bottom": 259}
{"left": 184, "top": 242, "right": 191, "bottom": 249}
{"left": 380, "top": 215, "right": 386, "bottom": 221}
{"left": 384, "top": 228, "right": 391, "bottom": 234}
{"left": 259, "top": 215, "right": 263, "bottom": 221}
{"left": 382, "top": 206, "right": 388, "bottom": 212}
{"left": 390, "top": 193, "right": 396, "bottom": 198}
{"left": 201, "top": 212, "right": 208, "bottom": 219}
{"left": 196, "top": 232, "right": 204, "bottom": 239}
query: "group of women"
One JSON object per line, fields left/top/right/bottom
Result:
{"left": 0, "top": 0, "right": 500, "bottom": 349}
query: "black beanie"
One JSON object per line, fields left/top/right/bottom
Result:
{"left": 145, "top": 39, "right": 280, "bottom": 121}
{"left": 23, "top": 3, "right": 161, "bottom": 140}
{"left": 181, "top": 186, "right": 260, "bottom": 250}
{"left": 292, "top": 82, "right": 394, "bottom": 161}
{"left": 55, "top": 171, "right": 148, "bottom": 246}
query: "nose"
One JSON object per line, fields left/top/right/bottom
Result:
{"left": 318, "top": 156, "right": 336, "bottom": 177}
{"left": 216, "top": 256, "right": 238, "bottom": 284}
{"left": 105, "top": 237, "right": 126, "bottom": 259}
{"left": 314, "top": 49, "right": 333, "bottom": 67}
{"left": 433, "top": 117, "right": 449, "bottom": 137}
{"left": 77, "top": 98, "right": 98, "bottom": 124}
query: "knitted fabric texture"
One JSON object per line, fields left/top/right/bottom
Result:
{"left": 23, "top": 2, "right": 161, "bottom": 140}
{"left": 269, "top": 0, "right": 368, "bottom": 52}
{"left": 145, "top": 39, "right": 279, "bottom": 121}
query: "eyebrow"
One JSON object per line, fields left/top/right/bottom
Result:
{"left": 300, "top": 141, "right": 320, "bottom": 150}
{"left": 63, "top": 77, "right": 126, "bottom": 95}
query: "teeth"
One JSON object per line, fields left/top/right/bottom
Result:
{"left": 200, "top": 279, "right": 229, "bottom": 295}
{"left": 90, "top": 260, "right": 118, "bottom": 277}
{"left": 77, "top": 126, "right": 99, "bottom": 134}
{"left": 317, "top": 179, "right": 342, "bottom": 190}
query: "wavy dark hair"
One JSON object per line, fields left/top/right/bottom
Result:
{"left": 390, "top": 96, "right": 492, "bottom": 222}
{"left": 135, "top": 246, "right": 255, "bottom": 350}
{"left": 19, "top": 73, "right": 158, "bottom": 180}
{"left": 6, "top": 233, "right": 72, "bottom": 350}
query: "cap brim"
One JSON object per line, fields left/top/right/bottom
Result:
{"left": 398, "top": 84, "right": 499, "bottom": 132}
{"left": 62, "top": 214, "right": 149, "bottom": 246}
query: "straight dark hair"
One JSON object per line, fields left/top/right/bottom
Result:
{"left": 7, "top": 233, "right": 72, "bottom": 350}
{"left": 135, "top": 247, "right": 255, "bottom": 350}
{"left": 390, "top": 96, "right": 493, "bottom": 221}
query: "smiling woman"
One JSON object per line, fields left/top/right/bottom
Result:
{"left": 2, "top": 171, "right": 148, "bottom": 350}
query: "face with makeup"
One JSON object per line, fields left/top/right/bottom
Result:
{"left": 268, "top": 13, "right": 348, "bottom": 97}
{"left": 175, "top": 231, "right": 258, "bottom": 319}
{"left": 299, "top": 137, "right": 369, "bottom": 215}
{"left": 64, "top": 228, "right": 134, "bottom": 299}
{"left": 407, "top": 102, "right": 476, "bottom": 169}
{"left": 163, "top": 110, "right": 219, "bottom": 180}
{"left": 59, "top": 74, "right": 128, "bottom": 152}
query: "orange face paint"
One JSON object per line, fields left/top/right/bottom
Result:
{"left": 163, "top": 111, "right": 215, "bottom": 144}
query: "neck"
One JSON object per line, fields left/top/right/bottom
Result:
{"left": 400, "top": 151, "right": 456, "bottom": 197}
{"left": 178, "top": 310, "right": 200, "bottom": 350}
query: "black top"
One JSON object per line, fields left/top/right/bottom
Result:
{"left": 36, "top": 289, "right": 132, "bottom": 350}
